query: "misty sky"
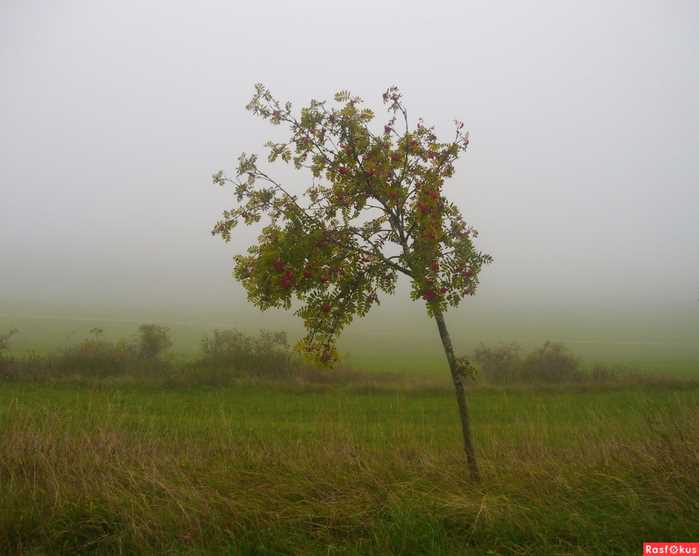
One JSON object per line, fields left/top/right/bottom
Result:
{"left": 1, "top": 1, "right": 698, "bottom": 355}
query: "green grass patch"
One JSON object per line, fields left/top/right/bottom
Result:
{"left": 1, "top": 381, "right": 698, "bottom": 554}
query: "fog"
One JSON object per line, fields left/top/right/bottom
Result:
{"left": 2, "top": 1, "right": 698, "bottom": 370}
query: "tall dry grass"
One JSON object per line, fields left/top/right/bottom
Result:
{"left": 0, "top": 390, "right": 697, "bottom": 555}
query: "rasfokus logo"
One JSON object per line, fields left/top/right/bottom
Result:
{"left": 644, "top": 543, "right": 699, "bottom": 555}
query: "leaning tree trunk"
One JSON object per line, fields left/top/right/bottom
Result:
{"left": 434, "top": 309, "right": 481, "bottom": 482}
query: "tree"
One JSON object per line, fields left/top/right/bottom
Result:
{"left": 212, "top": 85, "right": 492, "bottom": 481}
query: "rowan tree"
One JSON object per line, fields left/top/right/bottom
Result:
{"left": 212, "top": 85, "right": 492, "bottom": 480}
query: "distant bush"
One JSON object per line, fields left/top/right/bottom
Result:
{"left": 4, "top": 324, "right": 644, "bottom": 388}
{"left": 472, "top": 341, "right": 588, "bottom": 384}
{"left": 0, "top": 324, "right": 177, "bottom": 380}
{"left": 589, "top": 363, "right": 648, "bottom": 383}
{"left": 55, "top": 324, "right": 175, "bottom": 377}
{"left": 472, "top": 342, "right": 522, "bottom": 384}
{"left": 0, "top": 328, "right": 19, "bottom": 356}
{"left": 0, "top": 328, "right": 19, "bottom": 378}
{"left": 56, "top": 327, "right": 136, "bottom": 377}
{"left": 199, "top": 329, "right": 293, "bottom": 378}
{"left": 0, "top": 324, "right": 303, "bottom": 384}
{"left": 137, "top": 324, "right": 172, "bottom": 360}
{"left": 590, "top": 363, "right": 618, "bottom": 382}
{"left": 520, "top": 341, "right": 583, "bottom": 383}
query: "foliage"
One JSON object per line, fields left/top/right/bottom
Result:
{"left": 56, "top": 324, "right": 172, "bottom": 377}
{"left": 212, "top": 84, "right": 492, "bottom": 364}
{"left": 473, "top": 341, "right": 589, "bottom": 383}
{"left": 0, "top": 328, "right": 19, "bottom": 378}
{"left": 0, "top": 325, "right": 654, "bottom": 387}
{"left": 57, "top": 336, "right": 134, "bottom": 377}
{"left": 591, "top": 363, "right": 618, "bottom": 382}
{"left": 137, "top": 324, "right": 172, "bottom": 360}
{"left": 0, "top": 328, "right": 18, "bottom": 356}
{"left": 472, "top": 342, "right": 522, "bottom": 384}
{"left": 0, "top": 324, "right": 308, "bottom": 384}
{"left": 199, "top": 328, "right": 293, "bottom": 377}
{"left": 520, "top": 341, "right": 583, "bottom": 383}
{"left": 0, "top": 324, "right": 173, "bottom": 379}
{"left": 454, "top": 355, "right": 479, "bottom": 382}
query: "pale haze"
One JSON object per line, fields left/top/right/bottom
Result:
{"left": 1, "top": 1, "right": 698, "bottom": 370}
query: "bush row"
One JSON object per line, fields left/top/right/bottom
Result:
{"left": 0, "top": 325, "right": 303, "bottom": 383}
{"left": 1, "top": 327, "right": 640, "bottom": 385}
{"left": 471, "top": 341, "right": 634, "bottom": 384}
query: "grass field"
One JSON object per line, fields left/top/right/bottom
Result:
{"left": 1, "top": 379, "right": 698, "bottom": 555}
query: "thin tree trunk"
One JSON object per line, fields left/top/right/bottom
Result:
{"left": 434, "top": 309, "right": 481, "bottom": 482}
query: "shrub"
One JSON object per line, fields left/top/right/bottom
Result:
{"left": 472, "top": 342, "right": 522, "bottom": 384}
{"left": 591, "top": 363, "right": 618, "bottom": 382}
{"left": 0, "top": 328, "right": 19, "bottom": 378}
{"left": 5, "top": 325, "right": 172, "bottom": 380}
{"left": 57, "top": 337, "right": 134, "bottom": 377}
{"left": 0, "top": 328, "right": 18, "bottom": 356}
{"left": 200, "top": 329, "right": 293, "bottom": 378}
{"left": 200, "top": 329, "right": 251, "bottom": 363}
{"left": 137, "top": 324, "right": 172, "bottom": 360}
{"left": 520, "top": 341, "right": 583, "bottom": 383}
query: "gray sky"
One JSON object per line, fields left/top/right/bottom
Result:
{"left": 1, "top": 0, "right": 698, "bottom": 357}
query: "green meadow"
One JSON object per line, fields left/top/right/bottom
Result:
{"left": 1, "top": 379, "right": 698, "bottom": 555}
{"left": 1, "top": 312, "right": 698, "bottom": 554}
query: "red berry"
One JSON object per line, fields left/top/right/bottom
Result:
{"left": 280, "top": 270, "right": 294, "bottom": 287}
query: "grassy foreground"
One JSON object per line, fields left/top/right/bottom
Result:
{"left": 1, "top": 380, "right": 698, "bottom": 555}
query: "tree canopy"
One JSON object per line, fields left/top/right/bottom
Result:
{"left": 212, "top": 85, "right": 492, "bottom": 365}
